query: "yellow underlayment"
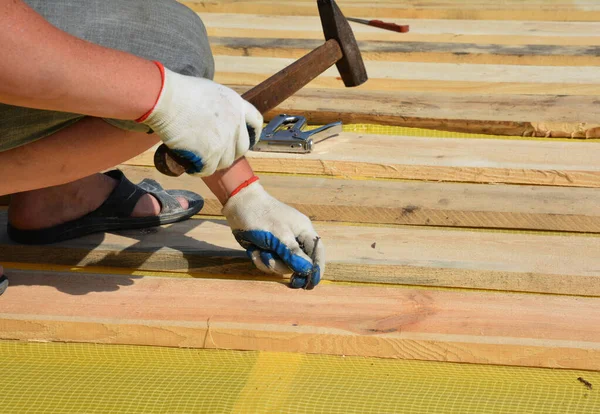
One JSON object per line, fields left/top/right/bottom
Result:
{"left": 338, "top": 124, "right": 600, "bottom": 142}
{"left": 2, "top": 340, "right": 599, "bottom": 413}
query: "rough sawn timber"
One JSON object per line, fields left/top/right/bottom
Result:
{"left": 182, "top": 1, "right": 600, "bottom": 22}
{"left": 125, "top": 135, "right": 600, "bottom": 187}
{"left": 201, "top": 14, "right": 600, "bottom": 46}
{"left": 215, "top": 56, "right": 600, "bottom": 95}
{"left": 2, "top": 214, "right": 599, "bottom": 296}
{"left": 211, "top": 37, "right": 600, "bottom": 67}
{"left": 2, "top": 269, "right": 600, "bottom": 371}
{"left": 224, "top": 87, "right": 600, "bottom": 138}
{"left": 119, "top": 165, "right": 600, "bottom": 233}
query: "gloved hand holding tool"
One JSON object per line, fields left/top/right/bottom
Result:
{"left": 153, "top": 0, "right": 368, "bottom": 289}
{"left": 138, "top": 63, "right": 264, "bottom": 177}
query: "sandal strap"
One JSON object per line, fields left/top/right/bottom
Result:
{"left": 91, "top": 170, "right": 148, "bottom": 218}
{"left": 137, "top": 178, "right": 186, "bottom": 214}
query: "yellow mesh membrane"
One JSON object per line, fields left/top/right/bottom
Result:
{"left": 2, "top": 341, "right": 599, "bottom": 413}
{"left": 329, "top": 124, "right": 600, "bottom": 143}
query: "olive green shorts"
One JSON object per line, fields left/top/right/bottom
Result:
{"left": 0, "top": 0, "right": 215, "bottom": 152}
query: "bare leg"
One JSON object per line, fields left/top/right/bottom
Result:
{"left": 1, "top": 117, "right": 187, "bottom": 230}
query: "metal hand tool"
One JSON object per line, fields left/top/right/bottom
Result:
{"left": 154, "top": 0, "right": 368, "bottom": 177}
{"left": 253, "top": 114, "right": 342, "bottom": 153}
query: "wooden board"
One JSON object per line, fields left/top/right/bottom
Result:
{"left": 3, "top": 268, "right": 600, "bottom": 370}
{"left": 183, "top": 1, "right": 600, "bottom": 21}
{"left": 119, "top": 165, "right": 600, "bottom": 233}
{"left": 184, "top": 87, "right": 599, "bottom": 137}
{"left": 202, "top": 14, "right": 600, "bottom": 46}
{"left": 214, "top": 56, "right": 600, "bottom": 95}
{"left": 125, "top": 135, "right": 600, "bottom": 187}
{"left": 211, "top": 37, "right": 600, "bottom": 67}
{"left": 229, "top": 87, "right": 600, "bottom": 125}
{"left": 2, "top": 213, "right": 599, "bottom": 296}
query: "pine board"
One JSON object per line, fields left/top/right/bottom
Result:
{"left": 215, "top": 56, "right": 600, "bottom": 95}
{"left": 2, "top": 213, "right": 599, "bottom": 296}
{"left": 119, "top": 165, "right": 600, "bottom": 233}
{"left": 183, "top": 1, "right": 600, "bottom": 21}
{"left": 211, "top": 37, "right": 600, "bottom": 66}
{"left": 2, "top": 268, "right": 600, "bottom": 370}
{"left": 125, "top": 135, "right": 600, "bottom": 187}
{"left": 195, "top": 87, "right": 600, "bottom": 137}
{"left": 202, "top": 14, "right": 600, "bottom": 45}
{"left": 228, "top": 87, "right": 599, "bottom": 125}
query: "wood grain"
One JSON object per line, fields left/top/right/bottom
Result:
{"left": 183, "top": 1, "right": 600, "bottom": 21}
{"left": 202, "top": 14, "right": 600, "bottom": 46}
{"left": 239, "top": 87, "right": 600, "bottom": 124}
{"left": 3, "top": 268, "right": 600, "bottom": 370}
{"left": 211, "top": 37, "right": 600, "bottom": 66}
{"left": 119, "top": 165, "right": 600, "bottom": 233}
{"left": 201, "top": 86, "right": 600, "bottom": 137}
{"left": 214, "top": 55, "right": 600, "bottom": 95}
{"left": 125, "top": 134, "right": 600, "bottom": 187}
{"left": 2, "top": 213, "right": 599, "bottom": 296}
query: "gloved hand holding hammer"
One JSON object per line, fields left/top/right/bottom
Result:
{"left": 1, "top": 0, "right": 364, "bottom": 292}
{"left": 137, "top": 62, "right": 326, "bottom": 288}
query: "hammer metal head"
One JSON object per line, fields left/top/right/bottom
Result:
{"left": 317, "top": 0, "right": 368, "bottom": 87}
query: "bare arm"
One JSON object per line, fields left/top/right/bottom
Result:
{"left": 202, "top": 158, "right": 256, "bottom": 205}
{"left": 0, "top": 0, "right": 160, "bottom": 119}
{"left": 1, "top": 0, "right": 256, "bottom": 199}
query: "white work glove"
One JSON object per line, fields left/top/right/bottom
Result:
{"left": 223, "top": 180, "right": 326, "bottom": 289}
{"left": 138, "top": 62, "right": 263, "bottom": 176}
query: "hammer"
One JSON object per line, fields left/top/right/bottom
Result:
{"left": 154, "top": 0, "right": 368, "bottom": 177}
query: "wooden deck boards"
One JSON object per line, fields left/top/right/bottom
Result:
{"left": 196, "top": 4, "right": 600, "bottom": 137}
{"left": 2, "top": 213, "right": 599, "bottom": 296}
{"left": 117, "top": 165, "right": 600, "bottom": 233}
{"left": 183, "top": 1, "right": 600, "bottom": 21}
{"left": 3, "top": 268, "right": 600, "bottom": 371}
{"left": 126, "top": 135, "right": 600, "bottom": 187}
{"left": 2, "top": 0, "right": 599, "bottom": 371}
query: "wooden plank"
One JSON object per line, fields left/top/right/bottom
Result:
{"left": 183, "top": 1, "right": 600, "bottom": 21}
{"left": 119, "top": 165, "right": 600, "bottom": 233}
{"left": 214, "top": 55, "right": 600, "bottom": 95}
{"left": 211, "top": 37, "right": 600, "bottom": 66}
{"left": 2, "top": 213, "right": 599, "bottom": 296}
{"left": 224, "top": 87, "right": 600, "bottom": 137}
{"left": 202, "top": 14, "right": 600, "bottom": 46}
{"left": 3, "top": 268, "right": 600, "bottom": 370}
{"left": 125, "top": 134, "right": 600, "bottom": 187}
{"left": 234, "top": 87, "right": 600, "bottom": 124}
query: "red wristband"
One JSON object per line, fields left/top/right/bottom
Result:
{"left": 136, "top": 61, "right": 166, "bottom": 123}
{"left": 229, "top": 176, "right": 260, "bottom": 198}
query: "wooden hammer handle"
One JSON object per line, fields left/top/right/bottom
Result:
{"left": 154, "top": 39, "right": 344, "bottom": 177}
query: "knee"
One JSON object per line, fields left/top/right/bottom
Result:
{"left": 37, "top": 0, "right": 216, "bottom": 81}
{"left": 164, "top": 3, "right": 215, "bottom": 80}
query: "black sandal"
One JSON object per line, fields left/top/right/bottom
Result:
{"left": 7, "top": 170, "right": 204, "bottom": 245}
{"left": 0, "top": 275, "right": 7, "bottom": 296}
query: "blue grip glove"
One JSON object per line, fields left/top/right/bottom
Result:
{"left": 222, "top": 180, "right": 325, "bottom": 289}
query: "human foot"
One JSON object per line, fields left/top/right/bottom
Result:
{"left": 8, "top": 172, "right": 189, "bottom": 231}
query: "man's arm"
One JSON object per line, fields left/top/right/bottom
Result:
{"left": 1, "top": 0, "right": 324, "bottom": 287}
{"left": 0, "top": 0, "right": 160, "bottom": 119}
{"left": 1, "top": 0, "right": 256, "bottom": 205}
